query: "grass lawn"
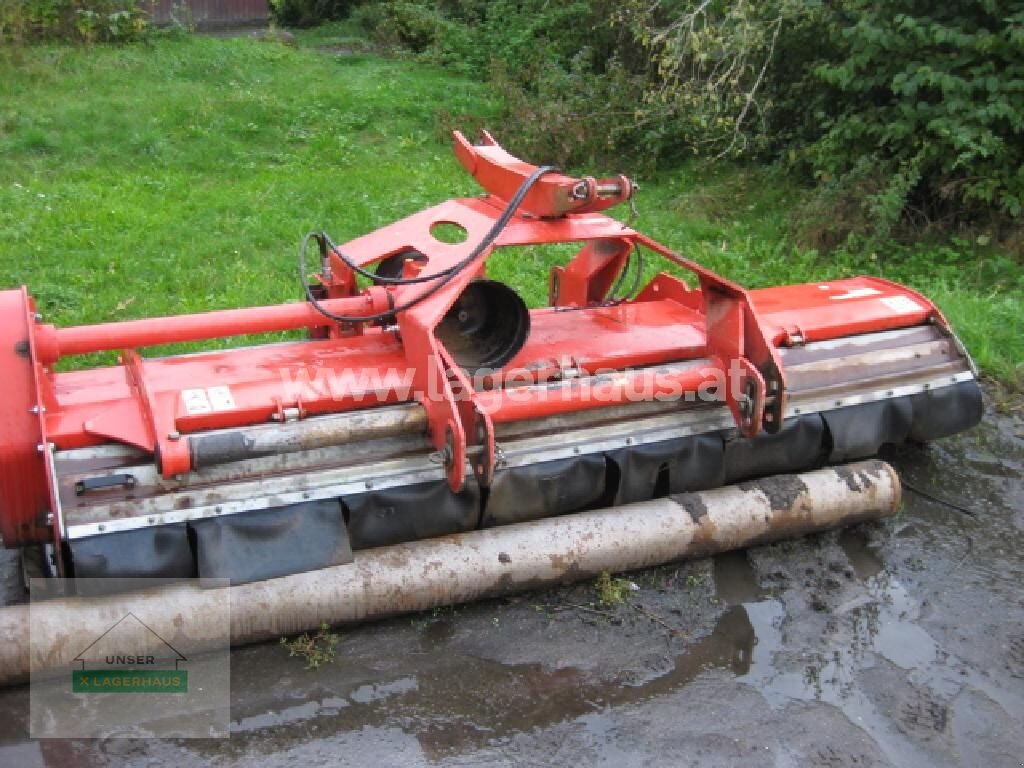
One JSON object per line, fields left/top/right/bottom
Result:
{"left": 0, "top": 30, "right": 1020, "bottom": 385}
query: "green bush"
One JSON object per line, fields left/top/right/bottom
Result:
{"left": 354, "top": 1, "right": 451, "bottom": 52}
{"left": 0, "top": 0, "right": 147, "bottom": 43}
{"left": 799, "top": 2, "right": 1024, "bottom": 238}
{"left": 269, "top": 0, "right": 353, "bottom": 28}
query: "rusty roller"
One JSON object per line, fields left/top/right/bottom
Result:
{"left": 0, "top": 461, "right": 899, "bottom": 687}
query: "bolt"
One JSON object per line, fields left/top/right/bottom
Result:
{"left": 98, "top": 524, "right": 106, "bottom": 532}
{"left": 167, "top": 430, "right": 181, "bottom": 441}
{"left": 45, "top": 513, "right": 54, "bottom": 526}
{"left": 33, "top": 313, "right": 42, "bottom": 322}
{"left": 29, "top": 405, "right": 45, "bottom": 415}
{"left": 36, "top": 443, "right": 46, "bottom": 454}
{"left": 365, "top": 480, "right": 374, "bottom": 490}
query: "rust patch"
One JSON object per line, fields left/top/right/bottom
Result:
{"left": 671, "top": 493, "right": 719, "bottom": 550}
{"left": 498, "top": 552, "right": 511, "bottom": 564}
{"left": 548, "top": 552, "right": 573, "bottom": 572}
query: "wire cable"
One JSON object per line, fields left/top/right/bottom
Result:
{"left": 603, "top": 244, "right": 645, "bottom": 304}
{"left": 299, "top": 165, "right": 558, "bottom": 324}
{"left": 321, "top": 234, "right": 450, "bottom": 286}
{"left": 902, "top": 478, "right": 977, "bottom": 518}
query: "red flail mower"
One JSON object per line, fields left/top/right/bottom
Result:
{"left": 0, "top": 133, "right": 981, "bottom": 586}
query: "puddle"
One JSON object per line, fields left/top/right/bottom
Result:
{"left": 220, "top": 605, "right": 762, "bottom": 761}
{"left": 712, "top": 550, "right": 764, "bottom": 603}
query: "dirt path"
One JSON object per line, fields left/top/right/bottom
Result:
{"left": 0, "top": 398, "right": 1021, "bottom": 766}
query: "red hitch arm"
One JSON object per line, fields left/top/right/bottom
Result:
{"left": 453, "top": 130, "right": 634, "bottom": 218}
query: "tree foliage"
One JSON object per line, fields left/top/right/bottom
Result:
{"left": 269, "top": 0, "right": 354, "bottom": 27}
{"left": 0, "top": 0, "right": 147, "bottom": 43}
{"left": 805, "top": 2, "right": 1024, "bottom": 231}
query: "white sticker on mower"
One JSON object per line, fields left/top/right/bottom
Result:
{"left": 181, "top": 386, "right": 236, "bottom": 415}
{"left": 206, "top": 386, "right": 237, "bottom": 411}
{"left": 828, "top": 286, "right": 883, "bottom": 300}
{"left": 880, "top": 295, "right": 924, "bottom": 314}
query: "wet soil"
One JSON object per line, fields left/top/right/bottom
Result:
{"left": 1, "top": 398, "right": 1022, "bottom": 766}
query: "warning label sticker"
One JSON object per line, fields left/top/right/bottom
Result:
{"left": 879, "top": 295, "right": 924, "bottom": 314}
{"left": 181, "top": 386, "right": 236, "bottom": 416}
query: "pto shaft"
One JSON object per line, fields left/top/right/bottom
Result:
{"left": 33, "top": 292, "right": 391, "bottom": 363}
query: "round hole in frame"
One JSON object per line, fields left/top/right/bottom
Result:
{"left": 430, "top": 221, "right": 469, "bottom": 244}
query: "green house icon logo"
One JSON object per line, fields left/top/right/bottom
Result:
{"left": 71, "top": 612, "right": 188, "bottom": 693}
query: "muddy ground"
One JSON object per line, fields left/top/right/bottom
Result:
{"left": 0, "top": 398, "right": 1021, "bottom": 767}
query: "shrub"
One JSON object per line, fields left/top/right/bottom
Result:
{"left": 0, "top": 0, "right": 147, "bottom": 44}
{"left": 800, "top": 2, "right": 1024, "bottom": 237}
{"left": 269, "top": 0, "right": 354, "bottom": 27}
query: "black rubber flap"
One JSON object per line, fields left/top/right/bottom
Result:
{"left": 606, "top": 438, "right": 682, "bottom": 505}
{"left": 909, "top": 379, "right": 984, "bottom": 442}
{"left": 344, "top": 478, "right": 480, "bottom": 550}
{"left": 822, "top": 397, "right": 913, "bottom": 462}
{"left": 191, "top": 499, "right": 352, "bottom": 585}
{"left": 483, "top": 454, "right": 606, "bottom": 527}
{"left": 724, "top": 414, "right": 826, "bottom": 484}
{"left": 70, "top": 523, "right": 194, "bottom": 582}
{"left": 668, "top": 433, "right": 727, "bottom": 494}
{"left": 605, "top": 434, "right": 725, "bottom": 505}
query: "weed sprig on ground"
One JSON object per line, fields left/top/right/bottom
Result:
{"left": 280, "top": 622, "right": 339, "bottom": 669}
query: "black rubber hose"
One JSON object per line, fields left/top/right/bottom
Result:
{"left": 299, "top": 164, "right": 558, "bottom": 324}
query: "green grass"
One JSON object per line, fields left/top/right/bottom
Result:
{"left": 0, "top": 34, "right": 1020, "bottom": 384}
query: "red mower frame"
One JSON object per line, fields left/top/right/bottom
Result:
{"left": 0, "top": 132, "right": 950, "bottom": 554}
